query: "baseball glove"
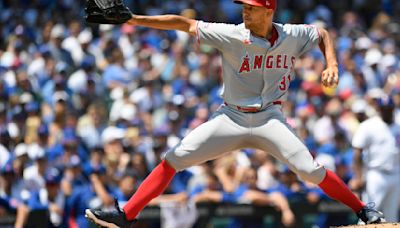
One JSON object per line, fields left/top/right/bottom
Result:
{"left": 85, "top": 0, "right": 132, "bottom": 24}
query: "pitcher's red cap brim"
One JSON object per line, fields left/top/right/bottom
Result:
{"left": 234, "top": 0, "right": 276, "bottom": 10}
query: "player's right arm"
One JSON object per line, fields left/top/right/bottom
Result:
{"left": 351, "top": 147, "right": 364, "bottom": 190}
{"left": 127, "top": 15, "right": 198, "bottom": 36}
{"left": 350, "top": 124, "right": 369, "bottom": 191}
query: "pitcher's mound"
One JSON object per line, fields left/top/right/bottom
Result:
{"left": 334, "top": 223, "right": 399, "bottom": 228}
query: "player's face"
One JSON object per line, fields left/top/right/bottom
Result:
{"left": 242, "top": 4, "right": 273, "bottom": 29}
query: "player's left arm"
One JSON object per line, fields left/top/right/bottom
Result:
{"left": 317, "top": 27, "right": 339, "bottom": 88}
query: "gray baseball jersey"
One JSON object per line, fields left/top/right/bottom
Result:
{"left": 165, "top": 21, "right": 325, "bottom": 185}
{"left": 196, "top": 21, "right": 320, "bottom": 108}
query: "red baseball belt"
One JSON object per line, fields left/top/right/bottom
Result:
{"left": 224, "top": 101, "right": 282, "bottom": 113}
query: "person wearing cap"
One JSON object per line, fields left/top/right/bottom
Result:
{"left": 13, "top": 143, "right": 29, "bottom": 167}
{"left": 0, "top": 159, "right": 22, "bottom": 213}
{"left": 60, "top": 155, "right": 86, "bottom": 196}
{"left": 14, "top": 167, "right": 66, "bottom": 228}
{"left": 361, "top": 48, "right": 384, "bottom": 91}
{"left": 0, "top": 127, "right": 11, "bottom": 169}
{"left": 351, "top": 96, "right": 400, "bottom": 222}
{"left": 77, "top": 102, "right": 108, "bottom": 149}
{"left": 351, "top": 99, "right": 369, "bottom": 124}
{"left": 102, "top": 48, "right": 132, "bottom": 90}
{"left": 86, "top": 0, "right": 384, "bottom": 226}
{"left": 113, "top": 170, "right": 138, "bottom": 208}
{"left": 48, "top": 24, "right": 74, "bottom": 70}
{"left": 67, "top": 55, "right": 100, "bottom": 98}
{"left": 101, "top": 126, "right": 125, "bottom": 158}
{"left": 22, "top": 146, "right": 48, "bottom": 192}
{"left": 66, "top": 162, "right": 115, "bottom": 228}
{"left": 62, "top": 20, "right": 85, "bottom": 65}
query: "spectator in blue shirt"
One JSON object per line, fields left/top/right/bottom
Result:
{"left": 229, "top": 168, "right": 295, "bottom": 228}
{"left": 113, "top": 170, "right": 138, "bottom": 207}
{"left": 102, "top": 48, "right": 132, "bottom": 90}
{"left": 271, "top": 166, "right": 310, "bottom": 202}
{"left": 190, "top": 171, "right": 226, "bottom": 203}
{"left": 14, "top": 167, "right": 65, "bottom": 228}
{"left": 0, "top": 160, "right": 21, "bottom": 213}
{"left": 60, "top": 155, "right": 87, "bottom": 197}
{"left": 65, "top": 164, "right": 114, "bottom": 228}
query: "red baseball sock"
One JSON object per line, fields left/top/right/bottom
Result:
{"left": 318, "top": 169, "right": 365, "bottom": 213}
{"left": 123, "top": 160, "right": 176, "bottom": 220}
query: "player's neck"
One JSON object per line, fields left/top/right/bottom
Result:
{"left": 251, "top": 24, "right": 273, "bottom": 40}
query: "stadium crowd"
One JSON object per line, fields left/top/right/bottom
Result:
{"left": 0, "top": 0, "right": 399, "bottom": 227}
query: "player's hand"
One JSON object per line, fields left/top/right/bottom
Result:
{"left": 321, "top": 66, "right": 339, "bottom": 88}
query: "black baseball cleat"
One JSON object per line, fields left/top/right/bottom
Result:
{"left": 85, "top": 199, "right": 136, "bottom": 228}
{"left": 356, "top": 203, "right": 386, "bottom": 225}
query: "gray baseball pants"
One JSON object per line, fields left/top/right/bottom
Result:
{"left": 165, "top": 104, "right": 326, "bottom": 184}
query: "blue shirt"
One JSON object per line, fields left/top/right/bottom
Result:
{"left": 66, "top": 184, "right": 114, "bottom": 227}
{"left": 102, "top": 64, "right": 131, "bottom": 88}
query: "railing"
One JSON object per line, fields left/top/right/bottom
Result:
{"left": 0, "top": 200, "right": 359, "bottom": 228}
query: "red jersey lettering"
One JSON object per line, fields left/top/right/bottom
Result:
{"left": 239, "top": 55, "right": 251, "bottom": 73}
{"left": 276, "top": 55, "right": 282, "bottom": 68}
{"left": 265, "top": 56, "right": 273, "bottom": 69}
{"left": 253, "top": 55, "right": 263, "bottom": 69}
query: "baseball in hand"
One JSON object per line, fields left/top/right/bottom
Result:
{"left": 321, "top": 68, "right": 339, "bottom": 88}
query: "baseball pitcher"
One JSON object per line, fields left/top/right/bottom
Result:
{"left": 84, "top": 0, "right": 386, "bottom": 227}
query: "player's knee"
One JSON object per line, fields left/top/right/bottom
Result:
{"left": 164, "top": 153, "right": 184, "bottom": 171}
{"left": 163, "top": 148, "right": 193, "bottom": 171}
{"left": 291, "top": 163, "right": 326, "bottom": 184}
{"left": 286, "top": 149, "right": 326, "bottom": 184}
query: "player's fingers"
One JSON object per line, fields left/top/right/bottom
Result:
{"left": 321, "top": 71, "right": 328, "bottom": 83}
{"left": 328, "top": 75, "right": 338, "bottom": 87}
{"left": 333, "top": 75, "right": 339, "bottom": 85}
{"left": 327, "top": 74, "right": 333, "bottom": 85}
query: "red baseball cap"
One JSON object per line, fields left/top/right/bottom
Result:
{"left": 234, "top": 0, "right": 276, "bottom": 10}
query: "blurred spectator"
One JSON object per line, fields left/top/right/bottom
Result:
{"left": 190, "top": 171, "right": 224, "bottom": 203}
{"left": 249, "top": 150, "right": 280, "bottom": 191}
{"left": 66, "top": 163, "right": 114, "bottom": 227}
{"left": 229, "top": 168, "right": 295, "bottom": 228}
{"left": 102, "top": 48, "right": 132, "bottom": 90}
{"left": 14, "top": 167, "right": 65, "bottom": 228}
{"left": 0, "top": 127, "right": 10, "bottom": 169}
{"left": 271, "top": 166, "right": 310, "bottom": 203}
{"left": 128, "top": 152, "right": 150, "bottom": 182}
{"left": 23, "top": 147, "right": 47, "bottom": 192}
{"left": 0, "top": 160, "right": 20, "bottom": 214}
{"left": 62, "top": 20, "right": 84, "bottom": 65}
{"left": 114, "top": 170, "right": 138, "bottom": 207}
{"left": 213, "top": 154, "right": 245, "bottom": 194}
{"left": 77, "top": 102, "right": 107, "bottom": 149}
{"left": 47, "top": 24, "right": 74, "bottom": 71}
{"left": 60, "top": 155, "right": 86, "bottom": 197}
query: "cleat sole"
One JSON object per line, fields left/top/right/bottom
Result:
{"left": 85, "top": 209, "right": 120, "bottom": 228}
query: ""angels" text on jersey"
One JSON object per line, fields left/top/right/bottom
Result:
{"left": 239, "top": 54, "right": 296, "bottom": 74}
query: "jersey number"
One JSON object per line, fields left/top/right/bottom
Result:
{"left": 279, "top": 75, "right": 292, "bottom": 91}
